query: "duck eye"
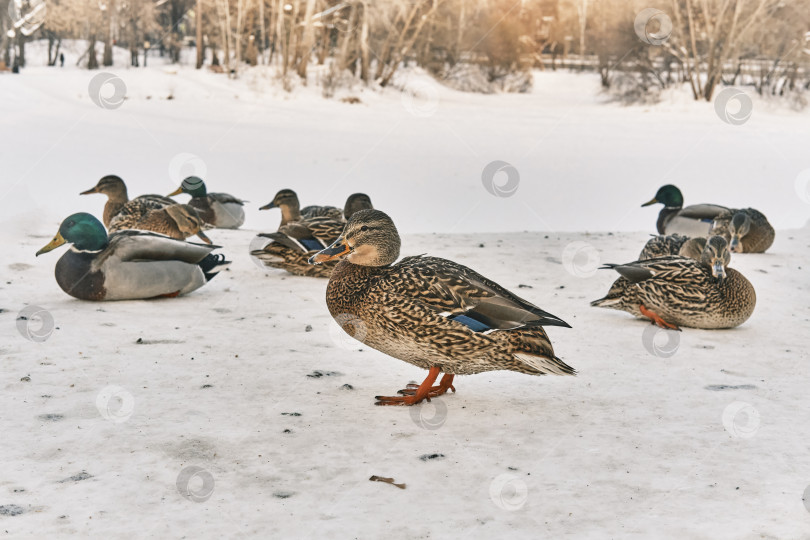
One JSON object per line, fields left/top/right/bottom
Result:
{"left": 360, "top": 225, "right": 369, "bottom": 232}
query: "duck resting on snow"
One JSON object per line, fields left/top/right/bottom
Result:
{"left": 642, "top": 185, "right": 774, "bottom": 252}
{"left": 80, "top": 175, "right": 176, "bottom": 229}
{"left": 258, "top": 189, "right": 372, "bottom": 224}
{"left": 710, "top": 208, "right": 774, "bottom": 253}
{"left": 168, "top": 177, "right": 246, "bottom": 229}
{"left": 309, "top": 209, "right": 574, "bottom": 406}
{"left": 109, "top": 203, "right": 212, "bottom": 244}
{"left": 641, "top": 184, "right": 729, "bottom": 238}
{"left": 252, "top": 193, "right": 374, "bottom": 278}
{"left": 591, "top": 236, "right": 756, "bottom": 330}
{"left": 36, "top": 213, "right": 229, "bottom": 301}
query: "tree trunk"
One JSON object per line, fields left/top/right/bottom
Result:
{"left": 103, "top": 0, "right": 114, "bottom": 66}
{"left": 258, "top": 0, "right": 266, "bottom": 63}
{"left": 358, "top": 2, "right": 370, "bottom": 83}
{"left": 17, "top": 34, "right": 25, "bottom": 68}
{"left": 196, "top": 0, "right": 204, "bottom": 68}
{"left": 88, "top": 37, "right": 99, "bottom": 69}
{"left": 295, "top": 0, "right": 317, "bottom": 79}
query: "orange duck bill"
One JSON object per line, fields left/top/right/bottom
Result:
{"left": 309, "top": 236, "right": 351, "bottom": 264}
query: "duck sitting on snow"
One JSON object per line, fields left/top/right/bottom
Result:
{"left": 309, "top": 209, "right": 574, "bottom": 406}
{"left": 641, "top": 184, "right": 729, "bottom": 237}
{"left": 36, "top": 213, "right": 229, "bottom": 301}
{"left": 258, "top": 189, "right": 372, "bottom": 224}
{"left": 109, "top": 204, "right": 212, "bottom": 244}
{"left": 591, "top": 236, "right": 755, "bottom": 330}
{"left": 80, "top": 175, "right": 176, "bottom": 228}
{"left": 168, "top": 176, "right": 246, "bottom": 229}
{"left": 710, "top": 208, "right": 774, "bottom": 253}
{"left": 252, "top": 193, "right": 373, "bottom": 278}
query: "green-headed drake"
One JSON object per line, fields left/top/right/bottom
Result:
{"left": 309, "top": 209, "right": 573, "bottom": 406}
{"left": 251, "top": 193, "right": 373, "bottom": 278}
{"left": 36, "top": 213, "right": 229, "bottom": 301}
{"left": 80, "top": 175, "right": 176, "bottom": 228}
{"left": 641, "top": 184, "right": 729, "bottom": 237}
{"left": 168, "top": 177, "right": 246, "bottom": 229}
{"left": 591, "top": 236, "right": 755, "bottom": 330}
{"left": 710, "top": 208, "right": 775, "bottom": 253}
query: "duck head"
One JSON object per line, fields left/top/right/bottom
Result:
{"left": 700, "top": 235, "right": 731, "bottom": 281}
{"left": 343, "top": 193, "right": 373, "bottom": 219}
{"left": 310, "top": 209, "right": 400, "bottom": 267}
{"left": 259, "top": 189, "right": 300, "bottom": 212}
{"left": 642, "top": 185, "right": 684, "bottom": 209}
{"left": 36, "top": 213, "right": 108, "bottom": 256}
{"left": 727, "top": 212, "right": 751, "bottom": 253}
{"left": 168, "top": 176, "right": 207, "bottom": 198}
{"left": 80, "top": 175, "right": 127, "bottom": 200}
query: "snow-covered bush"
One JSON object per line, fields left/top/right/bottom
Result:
{"left": 440, "top": 63, "right": 532, "bottom": 94}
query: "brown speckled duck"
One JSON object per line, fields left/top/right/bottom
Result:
{"left": 80, "top": 175, "right": 176, "bottom": 228}
{"left": 710, "top": 208, "right": 775, "bottom": 253}
{"left": 258, "top": 189, "right": 371, "bottom": 224}
{"left": 309, "top": 209, "right": 574, "bottom": 406}
{"left": 251, "top": 193, "right": 373, "bottom": 278}
{"left": 109, "top": 204, "right": 212, "bottom": 244}
{"left": 591, "top": 236, "right": 756, "bottom": 330}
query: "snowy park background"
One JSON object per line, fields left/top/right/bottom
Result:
{"left": 2, "top": 0, "right": 810, "bottom": 538}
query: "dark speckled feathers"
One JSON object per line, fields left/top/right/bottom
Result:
{"left": 325, "top": 256, "right": 574, "bottom": 376}
{"left": 592, "top": 251, "right": 756, "bottom": 329}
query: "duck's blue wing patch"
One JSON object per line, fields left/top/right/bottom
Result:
{"left": 300, "top": 238, "right": 324, "bottom": 251}
{"left": 448, "top": 314, "right": 491, "bottom": 332}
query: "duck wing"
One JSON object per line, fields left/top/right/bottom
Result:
{"left": 104, "top": 230, "right": 218, "bottom": 264}
{"left": 677, "top": 204, "right": 730, "bottom": 221}
{"left": 381, "top": 256, "right": 571, "bottom": 330}
{"left": 604, "top": 256, "right": 706, "bottom": 284}
{"left": 209, "top": 192, "right": 246, "bottom": 205}
{"left": 135, "top": 194, "right": 178, "bottom": 206}
{"left": 301, "top": 205, "right": 343, "bottom": 220}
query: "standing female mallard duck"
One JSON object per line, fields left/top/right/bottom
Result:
{"left": 638, "top": 234, "right": 705, "bottom": 260}
{"left": 591, "top": 236, "right": 755, "bottom": 330}
{"left": 710, "top": 208, "right": 774, "bottom": 253}
{"left": 642, "top": 185, "right": 729, "bottom": 237}
{"left": 80, "top": 175, "right": 176, "bottom": 228}
{"left": 36, "top": 213, "right": 229, "bottom": 301}
{"left": 110, "top": 204, "right": 212, "bottom": 244}
{"left": 251, "top": 193, "right": 374, "bottom": 277}
{"left": 309, "top": 209, "right": 573, "bottom": 406}
{"left": 168, "top": 177, "right": 246, "bottom": 229}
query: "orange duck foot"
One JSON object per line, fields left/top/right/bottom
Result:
{"left": 397, "top": 374, "right": 456, "bottom": 398}
{"left": 375, "top": 367, "right": 450, "bottom": 407}
{"left": 639, "top": 304, "right": 681, "bottom": 331}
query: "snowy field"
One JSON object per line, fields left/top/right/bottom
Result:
{"left": 2, "top": 46, "right": 810, "bottom": 538}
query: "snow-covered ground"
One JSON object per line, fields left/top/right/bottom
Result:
{"left": 2, "top": 45, "right": 810, "bottom": 538}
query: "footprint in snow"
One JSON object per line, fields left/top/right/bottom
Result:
{"left": 58, "top": 472, "right": 92, "bottom": 483}
{"left": 0, "top": 505, "right": 25, "bottom": 516}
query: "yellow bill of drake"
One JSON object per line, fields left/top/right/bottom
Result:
{"left": 641, "top": 197, "right": 658, "bottom": 207}
{"left": 36, "top": 231, "right": 67, "bottom": 256}
{"left": 309, "top": 236, "right": 351, "bottom": 264}
{"left": 167, "top": 186, "right": 184, "bottom": 196}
